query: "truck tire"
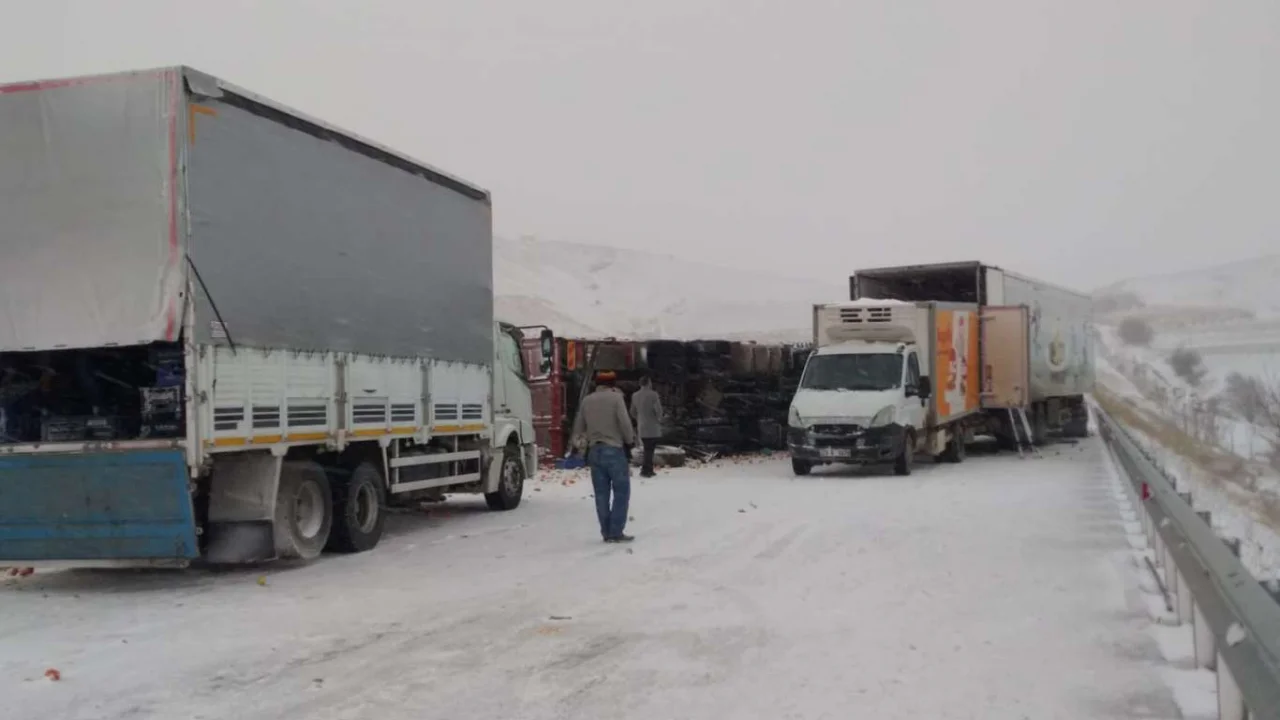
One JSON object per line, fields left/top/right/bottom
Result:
{"left": 894, "top": 432, "right": 914, "bottom": 476}
{"left": 485, "top": 446, "right": 524, "bottom": 511}
{"left": 941, "top": 433, "right": 966, "bottom": 463}
{"left": 1032, "top": 405, "right": 1050, "bottom": 446}
{"left": 274, "top": 461, "right": 333, "bottom": 561}
{"left": 1062, "top": 402, "right": 1090, "bottom": 438}
{"left": 327, "top": 462, "right": 386, "bottom": 554}
{"left": 791, "top": 458, "right": 813, "bottom": 476}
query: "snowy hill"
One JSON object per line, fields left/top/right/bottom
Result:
{"left": 1096, "top": 255, "right": 1280, "bottom": 318}
{"left": 494, "top": 237, "right": 843, "bottom": 341}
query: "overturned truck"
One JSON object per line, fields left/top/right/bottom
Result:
{"left": 520, "top": 337, "right": 810, "bottom": 462}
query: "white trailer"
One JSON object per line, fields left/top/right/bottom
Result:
{"left": 850, "top": 261, "right": 1094, "bottom": 444}
{"left": 0, "top": 67, "right": 542, "bottom": 566}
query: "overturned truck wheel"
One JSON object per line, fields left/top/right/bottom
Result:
{"left": 274, "top": 461, "right": 333, "bottom": 560}
{"left": 327, "top": 462, "right": 386, "bottom": 554}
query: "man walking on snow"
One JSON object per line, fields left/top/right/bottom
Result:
{"left": 630, "top": 375, "right": 663, "bottom": 478}
{"left": 571, "top": 371, "right": 636, "bottom": 543}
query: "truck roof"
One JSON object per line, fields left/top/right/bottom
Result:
{"left": 851, "top": 261, "right": 1089, "bottom": 301}
{"left": 0, "top": 66, "right": 491, "bottom": 204}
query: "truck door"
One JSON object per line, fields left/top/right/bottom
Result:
{"left": 980, "top": 306, "right": 1030, "bottom": 409}
{"left": 901, "top": 350, "right": 927, "bottom": 430}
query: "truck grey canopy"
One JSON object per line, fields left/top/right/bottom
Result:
{"left": 0, "top": 70, "right": 185, "bottom": 352}
{"left": 1, "top": 67, "right": 495, "bottom": 365}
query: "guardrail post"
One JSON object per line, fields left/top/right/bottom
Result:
{"left": 1192, "top": 600, "right": 1215, "bottom": 670}
{"left": 1175, "top": 564, "right": 1193, "bottom": 624}
{"left": 1218, "top": 651, "right": 1246, "bottom": 720}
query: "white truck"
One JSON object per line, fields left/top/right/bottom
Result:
{"left": 788, "top": 262, "right": 1094, "bottom": 476}
{"left": 788, "top": 300, "right": 979, "bottom": 476}
{"left": 0, "top": 67, "right": 544, "bottom": 566}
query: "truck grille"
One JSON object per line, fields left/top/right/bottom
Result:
{"left": 811, "top": 424, "right": 862, "bottom": 436}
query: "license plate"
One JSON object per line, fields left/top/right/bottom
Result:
{"left": 819, "top": 448, "right": 851, "bottom": 459}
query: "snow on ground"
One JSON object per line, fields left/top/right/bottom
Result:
{"left": 2, "top": 442, "right": 1177, "bottom": 720}
{"left": 494, "top": 236, "right": 843, "bottom": 341}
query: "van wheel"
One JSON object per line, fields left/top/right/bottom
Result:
{"left": 274, "top": 461, "right": 333, "bottom": 560}
{"left": 327, "top": 462, "right": 386, "bottom": 553}
{"left": 894, "top": 432, "right": 914, "bottom": 476}
{"left": 941, "top": 434, "right": 966, "bottom": 463}
{"left": 485, "top": 447, "right": 524, "bottom": 511}
{"left": 791, "top": 458, "right": 813, "bottom": 476}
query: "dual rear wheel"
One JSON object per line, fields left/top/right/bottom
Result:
{"left": 273, "top": 446, "right": 525, "bottom": 560}
{"left": 271, "top": 460, "right": 387, "bottom": 560}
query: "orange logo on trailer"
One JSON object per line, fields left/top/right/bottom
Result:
{"left": 936, "top": 311, "right": 955, "bottom": 418}
{"left": 935, "top": 309, "right": 981, "bottom": 420}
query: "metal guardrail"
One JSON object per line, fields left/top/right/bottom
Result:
{"left": 1097, "top": 404, "right": 1280, "bottom": 720}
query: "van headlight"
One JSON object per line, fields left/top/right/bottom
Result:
{"left": 869, "top": 405, "right": 897, "bottom": 428}
{"left": 788, "top": 405, "right": 804, "bottom": 428}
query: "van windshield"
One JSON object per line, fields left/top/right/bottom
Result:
{"left": 800, "top": 353, "right": 903, "bottom": 391}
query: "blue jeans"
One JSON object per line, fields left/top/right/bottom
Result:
{"left": 588, "top": 444, "right": 631, "bottom": 539}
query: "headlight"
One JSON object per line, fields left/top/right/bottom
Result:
{"left": 788, "top": 405, "right": 804, "bottom": 428}
{"left": 869, "top": 405, "right": 897, "bottom": 427}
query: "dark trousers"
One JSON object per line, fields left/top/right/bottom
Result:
{"left": 641, "top": 438, "right": 658, "bottom": 476}
{"left": 588, "top": 444, "right": 630, "bottom": 539}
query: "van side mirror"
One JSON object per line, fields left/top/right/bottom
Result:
{"left": 918, "top": 376, "right": 932, "bottom": 399}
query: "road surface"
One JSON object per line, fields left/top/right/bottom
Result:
{"left": 3, "top": 438, "right": 1178, "bottom": 719}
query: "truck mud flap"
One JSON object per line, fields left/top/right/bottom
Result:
{"left": 0, "top": 450, "right": 198, "bottom": 563}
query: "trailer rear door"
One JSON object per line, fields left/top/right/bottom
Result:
{"left": 980, "top": 306, "right": 1030, "bottom": 409}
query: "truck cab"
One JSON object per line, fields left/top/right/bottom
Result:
{"left": 788, "top": 302, "right": 934, "bottom": 476}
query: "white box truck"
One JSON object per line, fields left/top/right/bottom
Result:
{"left": 787, "top": 262, "right": 1094, "bottom": 475}
{"left": 788, "top": 300, "right": 980, "bottom": 476}
{"left": 0, "top": 67, "right": 546, "bottom": 566}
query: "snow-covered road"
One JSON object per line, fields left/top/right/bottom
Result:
{"left": 3, "top": 439, "right": 1178, "bottom": 720}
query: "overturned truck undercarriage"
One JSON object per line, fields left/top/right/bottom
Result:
{"left": 525, "top": 337, "right": 811, "bottom": 463}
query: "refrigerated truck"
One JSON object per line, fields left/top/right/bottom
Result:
{"left": 850, "top": 262, "right": 1094, "bottom": 444}
{"left": 787, "top": 300, "right": 980, "bottom": 475}
{"left": 0, "top": 67, "right": 543, "bottom": 566}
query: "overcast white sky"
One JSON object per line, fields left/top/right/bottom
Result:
{"left": 3, "top": 0, "right": 1277, "bottom": 289}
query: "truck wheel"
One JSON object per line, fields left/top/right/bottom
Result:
{"left": 1032, "top": 405, "right": 1050, "bottom": 446}
{"left": 894, "top": 433, "right": 914, "bottom": 476}
{"left": 485, "top": 447, "right": 524, "bottom": 511}
{"left": 327, "top": 462, "right": 386, "bottom": 553}
{"left": 791, "top": 458, "right": 813, "bottom": 476}
{"left": 941, "top": 434, "right": 966, "bottom": 463}
{"left": 1062, "top": 403, "right": 1090, "bottom": 438}
{"left": 274, "top": 461, "right": 333, "bottom": 560}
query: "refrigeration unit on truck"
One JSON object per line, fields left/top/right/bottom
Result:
{"left": 0, "top": 67, "right": 547, "bottom": 567}
{"left": 787, "top": 300, "right": 981, "bottom": 476}
{"left": 850, "top": 262, "right": 1094, "bottom": 445}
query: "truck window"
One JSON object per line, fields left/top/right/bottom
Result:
{"left": 800, "top": 354, "right": 903, "bottom": 392}
{"left": 906, "top": 353, "right": 921, "bottom": 391}
{"left": 500, "top": 332, "right": 528, "bottom": 381}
